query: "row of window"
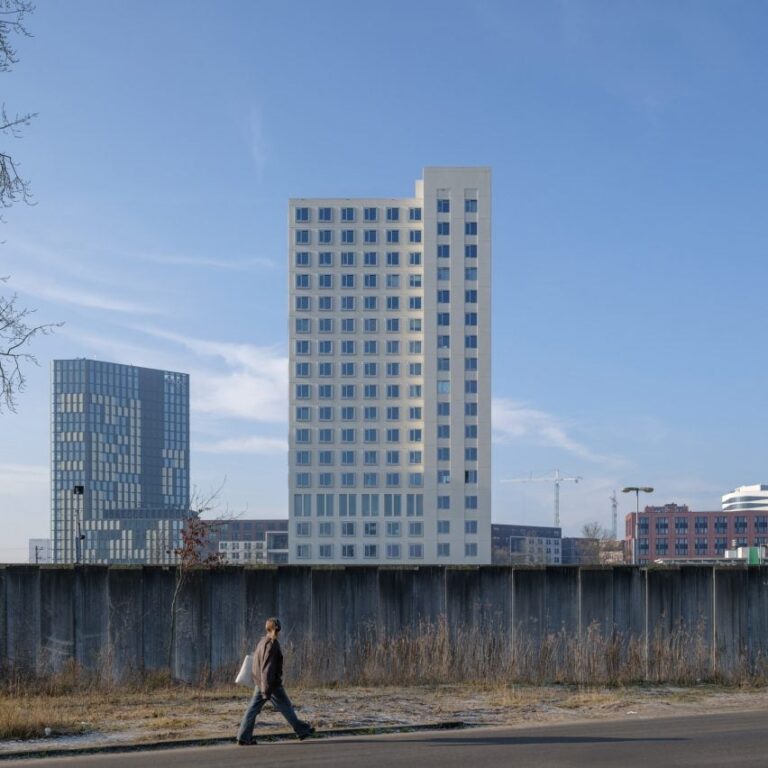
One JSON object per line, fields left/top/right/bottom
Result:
{"left": 294, "top": 447, "right": 479, "bottom": 465}
{"left": 293, "top": 199, "right": 479, "bottom": 224}
{"left": 295, "top": 542, "right": 478, "bottom": 559}
{"left": 293, "top": 492, "right": 478, "bottom": 516}
{"left": 294, "top": 225, "right": 480, "bottom": 247}
{"left": 295, "top": 206, "right": 423, "bottom": 223}
{"left": 296, "top": 426, "right": 478, "bottom": 443}
{"left": 295, "top": 251, "right": 425, "bottom": 267}
{"left": 295, "top": 519, "right": 478, "bottom": 537}
{"left": 295, "top": 288, "right": 477, "bottom": 313}
{"left": 294, "top": 470, "right": 479, "bottom": 488}
{"left": 298, "top": 272, "right": 427, "bottom": 289}
{"left": 294, "top": 384, "right": 479, "bottom": 412}
{"left": 295, "top": 361, "right": 479, "bottom": 385}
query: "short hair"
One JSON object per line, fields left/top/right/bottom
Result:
{"left": 265, "top": 617, "right": 282, "bottom": 633}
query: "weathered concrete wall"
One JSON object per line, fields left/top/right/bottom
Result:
{"left": 1, "top": 564, "right": 766, "bottom": 683}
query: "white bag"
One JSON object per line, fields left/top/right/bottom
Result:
{"left": 235, "top": 654, "right": 254, "bottom": 687}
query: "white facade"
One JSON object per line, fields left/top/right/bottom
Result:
{"left": 722, "top": 484, "right": 768, "bottom": 513}
{"left": 288, "top": 167, "right": 491, "bottom": 564}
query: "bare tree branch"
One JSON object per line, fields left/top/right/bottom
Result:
{"left": 0, "top": 275, "right": 61, "bottom": 413}
{"left": 0, "top": 1, "right": 35, "bottom": 219}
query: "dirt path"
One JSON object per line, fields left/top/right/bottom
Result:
{"left": 2, "top": 684, "right": 767, "bottom": 753}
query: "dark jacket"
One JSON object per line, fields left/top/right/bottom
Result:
{"left": 252, "top": 635, "right": 283, "bottom": 696}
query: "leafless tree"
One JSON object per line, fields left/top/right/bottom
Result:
{"left": 0, "top": 276, "right": 60, "bottom": 412}
{"left": 167, "top": 482, "right": 231, "bottom": 672}
{"left": 1, "top": 1, "right": 36, "bottom": 216}
{"left": 580, "top": 521, "right": 622, "bottom": 564}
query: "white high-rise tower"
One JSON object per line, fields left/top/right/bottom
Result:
{"left": 288, "top": 167, "right": 491, "bottom": 564}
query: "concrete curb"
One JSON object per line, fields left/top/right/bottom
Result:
{"left": 0, "top": 721, "right": 467, "bottom": 761}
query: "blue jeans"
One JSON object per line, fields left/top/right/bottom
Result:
{"left": 237, "top": 685, "right": 311, "bottom": 742}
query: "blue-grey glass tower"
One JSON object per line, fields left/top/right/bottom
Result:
{"left": 51, "top": 359, "right": 190, "bottom": 564}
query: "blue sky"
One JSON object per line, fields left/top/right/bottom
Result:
{"left": 1, "top": 1, "right": 766, "bottom": 561}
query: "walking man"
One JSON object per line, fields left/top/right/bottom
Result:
{"left": 237, "top": 617, "right": 315, "bottom": 745}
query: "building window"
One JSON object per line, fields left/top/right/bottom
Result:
{"left": 318, "top": 206, "right": 332, "bottom": 222}
{"left": 437, "top": 245, "right": 450, "bottom": 259}
{"left": 295, "top": 251, "right": 310, "bottom": 267}
{"left": 437, "top": 198, "right": 450, "bottom": 213}
{"left": 364, "top": 207, "right": 378, "bottom": 222}
{"left": 465, "top": 222, "right": 478, "bottom": 236}
{"left": 341, "top": 207, "right": 355, "bottom": 221}
{"left": 342, "top": 544, "right": 355, "bottom": 558}
{"left": 386, "top": 207, "right": 400, "bottom": 221}
{"left": 437, "top": 222, "right": 450, "bottom": 236}
{"left": 295, "top": 207, "right": 310, "bottom": 222}
{"left": 437, "top": 543, "right": 450, "bottom": 557}
{"left": 364, "top": 229, "right": 378, "bottom": 244}
{"left": 465, "top": 199, "right": 477, "bottom": 213}
{"left": 364, "top": 544, "right": 378, "bottom": 558}
{"left": 296, "top": 544, "right": 310, "bottom": 559}
{"left": 465, "top": 543, "right": 478, "bottom": 557}
{"left": 465, "top": 520, "right": 478, "bottom": 534}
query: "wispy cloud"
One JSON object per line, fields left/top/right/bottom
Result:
{"left": 492, "top": 397, "right": 618, "bottom": 464}
{"left": 194, "top": 436, "right": 287, "bottom": 455}
{"left": 9, "top": 273, "right": 162, "bottom": 315}
{"left": 136, "top": 254, "right": 276, "bottom": 271}
{"left": 134, "top": 326, "right": 288, "bottom": 422}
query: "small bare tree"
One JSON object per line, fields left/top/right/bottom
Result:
{"left": 580, "top": 521, "right": 621, "bottom": 564}
{"left": 167, "top": 483, "right": 229, "bottom": 672}
{"left": 0, "top": 277, "right": 60, "bottom": 412}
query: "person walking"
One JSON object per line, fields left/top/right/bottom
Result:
{"left": 236, "top": 617, "right": 315, "bottom": 745}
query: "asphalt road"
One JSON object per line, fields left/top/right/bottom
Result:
{"left": 8, "top": 710, "right": 768, "bottom": 767}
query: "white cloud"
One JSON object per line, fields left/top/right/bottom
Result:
{"left": 492, "top": 397, "right": 616, "bottom": 464}
{"left": 133, "top": 326, "right": 289, "bottom": 422}
{"left": 137, "top": 254, "right": 276, "bottom": 271}
{"left": 9, "top": 274, "right": 161, "bottom": 315}
{"left": 194, "top": 436, "right": 287, "bottom": 455}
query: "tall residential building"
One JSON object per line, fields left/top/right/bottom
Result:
{"left": 51, "top": 359, "right": 190, "bottom": 564}
{"left": 288, "top": 167, "right": 491, "bottom": 564}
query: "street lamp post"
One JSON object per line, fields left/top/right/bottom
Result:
{"left": 73, "top": 485, "right": 85, "bottom": 564}
{"left": 622, "top": 486, "right": 654, "bottom": 565}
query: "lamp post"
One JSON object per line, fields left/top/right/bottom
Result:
{"left": 73, "top": 485, "right": 85, "bottom": 564}
{"left": 622, "top": 486, "right": 654, "bottom": 565}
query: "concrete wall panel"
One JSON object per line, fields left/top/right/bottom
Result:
{"left": 6, "top": 566, "right": 41, "bottom": 672}
{"left": 74, "top": 567, "right": 109, "bottom": 672}
{"left": 108, "top": 568, "right": 144, "bottom": 680}
{"left": 39, "top": 567, "right": 75, "bottom": 673}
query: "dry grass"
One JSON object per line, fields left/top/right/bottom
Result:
{"left": 0, "top": 699, "right": 91, "bottom": 740}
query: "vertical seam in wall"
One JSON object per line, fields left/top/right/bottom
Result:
{"left": 712, "top": 567, "right": 717, "bottom": 677}
{"left": 644, "top": 568, "right": 649, "bottom": 681}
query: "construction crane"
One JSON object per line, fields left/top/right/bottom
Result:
{"left": 502, "top": 469, "right": 583, "bottom": 527}
{"left": 610, "top": 490, "right": 618, "bottom": 539}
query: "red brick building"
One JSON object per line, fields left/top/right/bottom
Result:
{"left": 624, "top": 503, "right": 768, "bottom": 564}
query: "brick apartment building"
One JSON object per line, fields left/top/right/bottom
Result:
{"left": 625, "top": 495, "right": 768, "bottom": 564}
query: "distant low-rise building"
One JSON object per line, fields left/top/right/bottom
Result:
{"left": 625, "top": 495, "right": 768, "bottom": 564}
{"left": 28, "top": 538, "right": 51, "bottom": 564}
{"left": 207, "top": 519, "right": 289, "bottom": 564}
{"left": 491, "top": 523, "right": 561, "bottom": 564}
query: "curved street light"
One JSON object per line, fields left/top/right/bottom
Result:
{"left": 622, "top": 486, "right": 654, "bottom": 565}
